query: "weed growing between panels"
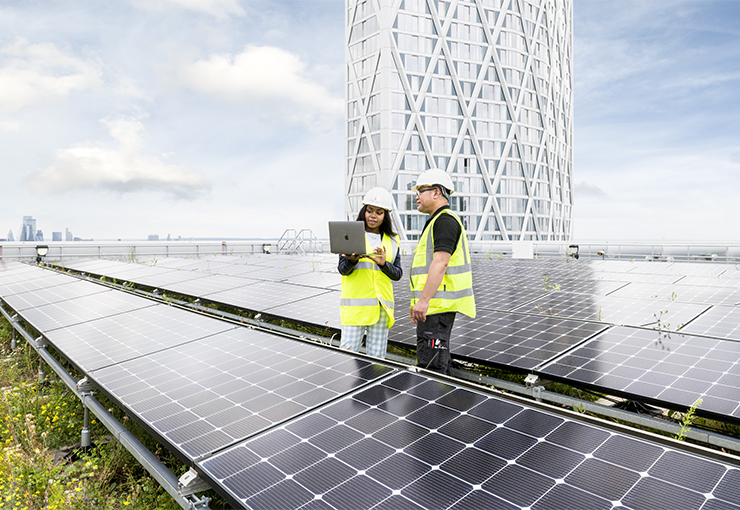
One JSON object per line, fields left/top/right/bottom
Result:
{"left": 0, "top": 315, "right": 231, "bottom": 510}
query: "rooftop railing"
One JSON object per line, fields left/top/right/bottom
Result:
{"left": 1, "top": 240, "right": 739, "bottom": 264}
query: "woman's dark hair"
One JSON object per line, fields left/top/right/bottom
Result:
{"left": 356, "top": 204, "right": 398, "bottom": 238}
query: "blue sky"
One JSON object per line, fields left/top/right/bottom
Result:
{"left": 0, "top": 0, "right": 738, "bottom": 241}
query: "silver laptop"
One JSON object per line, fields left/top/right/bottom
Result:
{"left": 329, "top": 221, "right": 368, "bottom": 255}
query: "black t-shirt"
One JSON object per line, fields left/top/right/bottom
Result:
{"left": 422, "top": 206, "right": 461, "bottom": 255}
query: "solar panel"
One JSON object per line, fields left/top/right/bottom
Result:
{"left": 16, "top": 290, "right": 157, "bottom": 332}
{"left": 90, "top": 328, "right": 395, "bottom": 461}
{"left": 513, "top": 291, "right": 710, "bottom": 328}
{"left": 197, "top": 370, "right": 740, "bottom": 510}
{"left": 0, "top": 264, "right": 57, "bottom": 285}
{"left": 538, "top": 326, "right": 740, "bottom": 420}
{"left": 677, "top": 275, "right": 740, "bottom": 287}
{"left": 281, "top": 271, "right": 342, "bottom": 290}
{"left": 608, "top": 282, "right": 740, "bottom": 306}
{"left": 235, "top": 266, "right": 313, "bottom": 282}
{"left": 163, "top": 273, "right": 257, "bottom": 297}
{"left": 61, "top": 259, "right": 133, "bottom": 273}
{"left": 42, "top": 305, "right": 236, "bottom": 372}
{"left": 205, "top": 281, "right": 331, "bottom": 312}
{"left": 0, "top": 272, "right": 82, "bottom": 296}
{"left": 264, "top": 290, "right": 342, "bottom": 330}
{"left": 2, "top": 280, "right": 110, "bottom": 311}
{"left": 388, "top": 310, "right": 607, "bottom": 370}
{"left": 681, "top": 306, "right": 740, "bottom": 341}
{"left": 470, "top": 286, "right": 549, "bottom": 312}
{"left": 132, "top": 270, "right": 211, "bottom": 288}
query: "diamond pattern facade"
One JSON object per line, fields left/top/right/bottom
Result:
{"left": 346, "top": 0, "right": 573, "bottom": 241}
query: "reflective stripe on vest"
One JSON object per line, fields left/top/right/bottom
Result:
{"left": 410, "top": 209, "right": 476, "bottom": 318}
{"left": 340, "top": 233, "right": 399, "bottom": 327}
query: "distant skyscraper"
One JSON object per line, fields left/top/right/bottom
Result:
{"left": 65, "top": 228, "right": 73, "bottom": 241}
{"left": 19, "top": 216, "right": 37, "bottom": 242}
{"left": 345, "top": 0, "right": 574, "bottom": 240}
{"left": 7, "top": 230, "right": 14, "bottom": 242}
{"left": 34, "top": 230, "right": 44, "bottom": 242}
{"left": 52, "top": 232, "right": 62, "bottom": 241}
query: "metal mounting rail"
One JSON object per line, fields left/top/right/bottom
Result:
{"left": 0, "top": 302, "right": 211, "bottom": 510}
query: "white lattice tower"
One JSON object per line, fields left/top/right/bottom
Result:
{"left": 345, "top": 0, "right": 573, "bottom": 241}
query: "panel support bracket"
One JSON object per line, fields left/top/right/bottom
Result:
{"left": 524, "top": 374, "right": 540, "bottom": 387}
{"left": 179, "top": 468, "right": 211, "bottom": 498}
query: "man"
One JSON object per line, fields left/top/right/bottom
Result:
{"left": 409, "top": 168, "right": 476, "bottom": 375}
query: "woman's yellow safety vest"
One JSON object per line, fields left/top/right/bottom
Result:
{"left": 340, "top": 233, "right": 400, "bottom": 328}
{"left": 410, "top": 209, "right": 476, "bottom": 318}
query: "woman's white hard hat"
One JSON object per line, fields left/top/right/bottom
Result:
{"left": 362, "top": 187, "right": 394, "bottom": 211}
{"left": 411, "top": 168, "right": 455, "bottom": 194}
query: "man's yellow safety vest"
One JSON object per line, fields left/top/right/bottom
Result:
{"left": 410, "top": 209, "right": 476, "bottom": 318}
{"left": 340, "top": 233, "right": 400, "bottom": 327}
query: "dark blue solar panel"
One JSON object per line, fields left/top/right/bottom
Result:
{"left": 198, "top": 370, "right": 740, "bottom": 510}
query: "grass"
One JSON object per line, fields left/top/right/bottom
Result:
{"left": 0, "top": 315, "right": 230, "bottom": 510}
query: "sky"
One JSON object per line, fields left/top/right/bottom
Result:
{"left": 0, "top": 0, "right": 738, "bottom": 242}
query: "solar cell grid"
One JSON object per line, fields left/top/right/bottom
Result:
{"left": 132, "top": 270, "right": 212, "bottom": 288}
{"left": 83, "top": 264, "right": 178, "bottom": 281}
{"left": 513, "top": 291, "right": 709, "bottom": 328}
{"left": 608, "top": 282, "right": 740, "bottom": 306}
{"left": 234, "top": 266, "right": 313, "bottom": 282}
{"left": 677, "top": 275, "right": 740, "bottom": 287}
{"left": 0, "top": 265, "right": 57, "bottom": 285}
{"left": 198, "top": 370, "right": 740, "bottom": 510}
{"left": 681, "top": 306, "right": 740, "bottom": 341}
{"left": 468, "top": 285, "right": 548, "bottom": 311}
{"left": 43, "top": 305, "right": 236, "bottom": 372}
{"left": 281, "top": 271, "right": 342, "bottom": 290}
{"left": 91, "top": 327, "right": 395, "bottom": 461}
{"left": 0, "top": 272, "right": 81, "bottom": 297}
{"left": 164, "top": 274, "right": 257, "bottom": 297}
{"left": 17, "top": 290, "right": 157, "bottom": 332}
{"left": 62, "top": 259, "right": 131, "bottom": 273}
{"left": 2, "top": 280, "right": 109, "bottom": 311}
{"left": 205, "top": 281, "right": 330, "bottom": 312}
{"left": 264, "top": 290, "right": 341, "bottom": 329}
{"left": 538, "top": 326, "right": 740, "bottom": 420}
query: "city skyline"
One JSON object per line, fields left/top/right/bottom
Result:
{"left": 0, "top": 1, "right": 739, "bottom": 241}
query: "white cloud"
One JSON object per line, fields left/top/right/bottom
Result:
{"left": 1, "top": 121, "right": 20, "bottom": 132}
{"left": 0, "top": 38, "right": 103, "bottom": 113}
{"left": 574, "top": 181, "right": 608, "bottom": 199}
{"left": 179, "top": 45, "right": 343, "bottom": 125}
{"left": 129, "top": 0, "right": 244, "bottom": 18}
{"left": 26, "top": 116, "right": 211, "bottom": 199}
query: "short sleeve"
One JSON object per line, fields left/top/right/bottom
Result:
{"left": 432, "top": 214, "right": 461, "bottom": 254}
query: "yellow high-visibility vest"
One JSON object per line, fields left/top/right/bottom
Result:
{"left": 410, "top": 209, "right": 476, "bottom": 318}
{"left": 340, "top": 233, "right": 400, "bottom": 327}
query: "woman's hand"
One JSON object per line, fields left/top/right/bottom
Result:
{"left": 367, "top": 246, "right": 386, "bottom": 266}
{"left": 342, "top": 253, "right": 360, "bottom": 264}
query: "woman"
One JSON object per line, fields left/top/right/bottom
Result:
{"left": 338, "top": 187, "right": 403, "bottom": 359}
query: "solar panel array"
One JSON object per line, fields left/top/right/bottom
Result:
{"left": 539, "top": 327, "right": 740, "bottom": 420}
{"left": 198, "top": 370, "right": 740, "bottom": 510}
{"left": 2, "top": 261, "right": 740, "bottom": 509}
{"left": 53, "top": 255, "right": 740, "bottom": 422}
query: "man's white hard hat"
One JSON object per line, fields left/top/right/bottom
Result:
{"left": 411, "top": 168, "right": 455, "bottom": 194}
{"left": 362, "top": 187, "right": 394, "bottom": 211}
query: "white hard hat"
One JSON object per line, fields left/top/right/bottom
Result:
{"left": 411, "top": 168, "right": 454, "bottom": 194}
{"left": 362, "top": 187, "right": 394, "bottom": 211}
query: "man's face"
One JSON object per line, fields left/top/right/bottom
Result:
{"left": 416, "top": 186, "right": 438, "bottom": 214}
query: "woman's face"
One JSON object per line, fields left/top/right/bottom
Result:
{"left": 365, "top": 205, "right": 386, "bottom": 232}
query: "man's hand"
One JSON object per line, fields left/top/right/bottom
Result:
{"left": 342, "top": 253, "right": 360, "bottom": 264}
{"left": 410, "top": 300, "right": 429, "bottom": 324}
{"left": 367, "top": 246, "right": 386, "bottom": 266}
